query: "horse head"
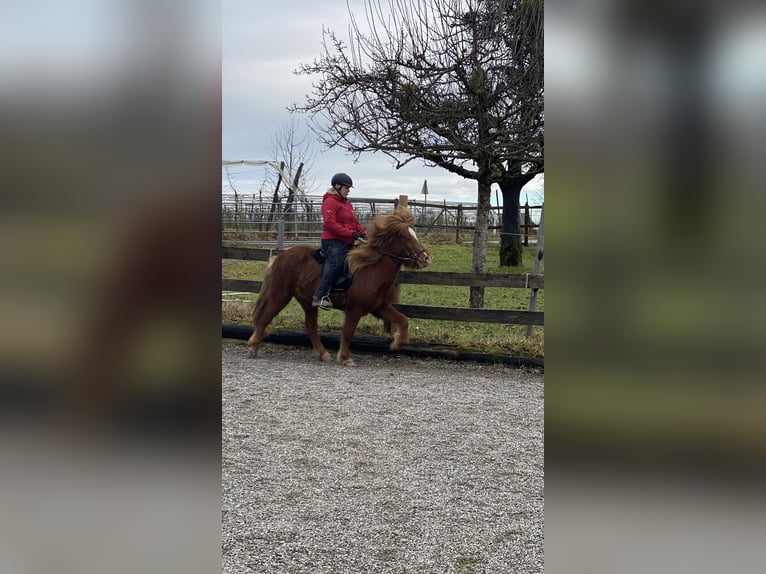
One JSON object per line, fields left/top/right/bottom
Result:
{"left": 364, "top": 208, "right": 432, "bottom": 269}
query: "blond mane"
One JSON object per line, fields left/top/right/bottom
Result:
{"left": 347, "top": 208, "right": 416, "bottom": 275}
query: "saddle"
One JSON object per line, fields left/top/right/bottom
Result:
{"left": 313, "top": 249, "right": 353, "bottom": 292}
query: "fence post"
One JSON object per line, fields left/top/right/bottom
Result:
{"left": 398, "top": 195, "right": 408, "bottom": 210}
{"left": 276, "top": 218, "right": 285, "bottom": 251}
{"left": 456, "top": 204, "right": 463, "bottom": 244}
{"left": 523, "top": 201, "right": 530, "bottom": 246}
{"left": 526, "top": 205, "right": 544, "bottom": 337}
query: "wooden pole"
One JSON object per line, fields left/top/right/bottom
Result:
{"left": 524, "top": 201, "right": 530, "bottom": 246}
{"left": 398, "top": 194, "right": 408, "bottom": 210}
{"left": 494, "top": 189, "right": 500, "bottom": 240}
{"left": 456, "top": 204, "right": 463, "bottom": 244}
{"left": 526, "top": 204, "right": 544, "bottom": 337}
{"left": 267, "top": 161, "right": 285, "bottom": 229}
{"left": 276, "top": 219, "right": 285, "bottom": 252}
{"left": 285, "top": 162, "right": 304, "bottom": 238}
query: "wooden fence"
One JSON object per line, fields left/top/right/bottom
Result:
{"left": 222, "top": 194, "right": 542, "bottom": 245}
{"left": 222, "top": 246, "right": 544, "bottom": 327}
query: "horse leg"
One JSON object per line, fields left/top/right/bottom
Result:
{"left": 246, "top": 323, "right": 269, "bottom": 358}
{"left": 300, "top": 302, "right": 331, "bottom": 362}
{"left": 376, "top": 305, "right": 411, "bottom": 350}
{"left": 247, "top": 290, "right": 292, "bottom": 358}
{"left": 337, "top": 310, "right": 363, "bottom": 367}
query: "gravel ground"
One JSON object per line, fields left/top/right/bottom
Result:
{"left": 222, "top": 340, "right": 544, "bottom": 573}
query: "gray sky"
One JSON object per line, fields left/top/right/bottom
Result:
{"left": 222, "top": 0, "right": 543, "bottom": 205}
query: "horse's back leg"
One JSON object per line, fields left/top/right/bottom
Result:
{"left": 375, "top": 305, "right": 411, "bottom": 350}
{"left": 247, "top": 288, "right": 293, "bottom": 357}
{"left": 299, "top": 301, "right": 331, "bottom": 362}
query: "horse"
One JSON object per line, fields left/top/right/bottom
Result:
{"left": 247, "top": 208, "right": 432, "bottom": 366}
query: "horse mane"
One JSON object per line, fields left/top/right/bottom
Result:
{"left": 347, "top": 208, "right": 415, "bottom": 275}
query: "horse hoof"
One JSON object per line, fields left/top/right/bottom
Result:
{"left": 318, "top": 351, "right": 332, "bottom": 362}
{"left": 247, "top": 346, "right": 258, "bottom": 358}
{"left": 341, "top": 358, "right": 357, "bottom": 367}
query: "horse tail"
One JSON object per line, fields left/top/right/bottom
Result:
{"left": 252, "top": 256, "right": 276, "bottom": 335}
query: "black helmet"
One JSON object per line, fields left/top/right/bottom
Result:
{"left": 331, "top": 172, "right": 353, "bottom": 188}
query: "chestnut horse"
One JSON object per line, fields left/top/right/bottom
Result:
{"left": 247, "top": 208, "right": 432, "bottom": 366}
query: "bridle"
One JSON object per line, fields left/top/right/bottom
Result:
{"left": 379, "top": 235, "right": 429, "bottom": 265}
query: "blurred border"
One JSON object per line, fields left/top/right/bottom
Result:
{"left": 547, "top": 0, "right": 766, "bottom": 571}
{"left": 1, "top": 2, "right": 221, "bottom": 573}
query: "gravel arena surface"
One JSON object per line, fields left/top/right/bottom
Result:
{"left": 222, "top": 340, "right": 544, "bottom": 573}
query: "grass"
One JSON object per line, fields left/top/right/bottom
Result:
{"left": 222, "top": 240, "right": 544, "bottom": 359}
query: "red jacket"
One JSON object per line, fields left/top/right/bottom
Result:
{"left": 320, "top": 189, "right": 365, "bottom": 244}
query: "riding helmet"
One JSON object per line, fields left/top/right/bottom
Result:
{"left": 331, "top": 172, "right": 353, "bottom": 188}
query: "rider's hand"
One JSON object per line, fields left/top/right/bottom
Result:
{"left": 353, "top": 231, "right": 367, "bottom": 246}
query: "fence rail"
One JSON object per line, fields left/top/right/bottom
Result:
{"left": 222, "top": 247, "right": 544, "bottom": 326}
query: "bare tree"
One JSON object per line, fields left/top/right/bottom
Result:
{"left": 292, "top": 0, "right": 543, "bottom": 306}
{"left": 263, "top": 117, "right": 316, "bottom": 205}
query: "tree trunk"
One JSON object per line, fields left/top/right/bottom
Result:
{"left": 497, "top": 158, "right": 540, "bottom": 266}
{"left": 498, "top": 177, "right": 524, "bottom": 266}
{"left": 470, "top": 178, "right": 492, "bottom": 308}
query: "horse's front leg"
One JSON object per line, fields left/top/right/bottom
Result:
{"left": 337, "top": 310, "right": 363, "bottom": 367}
{"left": 376, "top": 305, "right": 410, "bottom": 350}
{"left": 301, "top": 303, "right": 331, "bottom": 362}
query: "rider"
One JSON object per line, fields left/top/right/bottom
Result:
{"left": 312, "top": 172, "right": 367, "bottom": 310}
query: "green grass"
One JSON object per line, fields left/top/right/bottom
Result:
{"left": 222, "top": 242, "right": 544, "bottom": 358}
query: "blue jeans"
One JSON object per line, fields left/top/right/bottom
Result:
{"left": 313, "top": 239, "right": 349, "bottom": 300}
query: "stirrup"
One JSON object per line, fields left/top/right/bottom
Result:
{"left": 312, "top": 296, "right": 333, "bottom": 310}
